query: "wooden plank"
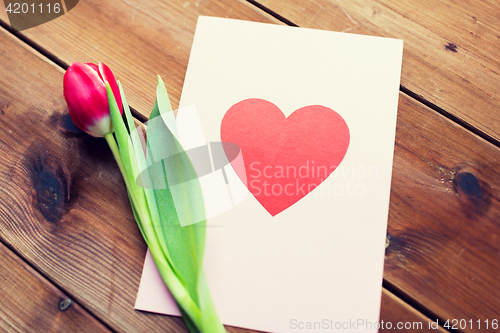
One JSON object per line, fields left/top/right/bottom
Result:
{"left": 0, "top": 244, "right": 110, "bottom": 332}
{"left": 231, "top": 290, "right": 449, "bottom": 333}
{"left": 2, "top": 2, "right": 500, "bottom": 332}
{"left": 0, "top": 20, "right": 449, "bottom": 332}
{"left": 0, "top": 241, "right": 110, "bottom": 333}
{"left": 380, "top": 290, "right": 447, "bottom": 332}
{"left": 253, "top": 0, "right": 500, "bottom": 142}
{"left": 0, "top": 0, "right": 279, "bottom": 118}
{"left": 386, "top": 92, "right": 500, "bottom": 332}
{"left": 0, "top": 25, "right": 192, "bottom": 332}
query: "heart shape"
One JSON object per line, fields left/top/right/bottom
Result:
{"left": 221, "top": 98, "right": 350, "bottom": 216}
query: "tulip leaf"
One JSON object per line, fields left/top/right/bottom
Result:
{"left": 179, "top": 307, "right": 202, "bottom": 333}
{"left": 146, "top": 76, "right": 206, "bottom": 308}
{"left": 118, "top": 81, "right": 158, "bottom": 244}
{"left": 108, "top": 79, "right": 223, "bottom": 332}
{"left": 117, "top": 82, "right": 191, "bottom": 284}
{"left": 197, "top": 270, "right": 225, "bottom": 332}
{"left": 106, "top": 83, "right": 149, "bottom": 222}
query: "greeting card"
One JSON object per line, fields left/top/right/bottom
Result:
{"left": 135, "top": 16, "right": 403, "bottom": 333}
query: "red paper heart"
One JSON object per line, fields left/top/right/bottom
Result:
{"left": 221, "top": 98, "right": 350, "bottom": 216}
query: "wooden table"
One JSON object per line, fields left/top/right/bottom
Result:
{"left": 0, "top": 1, "right": 499, "bottom": 332}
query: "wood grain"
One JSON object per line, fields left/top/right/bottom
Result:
{"left": 387, "top": 92, "right": 500, "bottom": 332}
{"left": 230, "top": 291, "right": 449, "bottom": 333}
{"left": 253, "top": 0, "right": 500, "bottom": 143}
{"left": 0, "top": 19, "right": 452, "bottom": 332}
{"left": 0, "top": 0, "right": 279, "bottom": 118}
{"left": 380, "top": 290, "right": 447, "bottom": 332}
{"left": 0, "top": 241, "right": 110, "bottom": 333}
{"left": 0, "top": 25, "right": 191, "bottom": 333}
{"left": 1, "top": 1, "right": 500, "bottom": 332}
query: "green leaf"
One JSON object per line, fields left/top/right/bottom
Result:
{"left": 107, "top": 82, "right": 210, "bottom": 332}
{"left": 197, "top": 270, "right": 225, "bottom": 332}
{"left": 106, "top": 82, "right": 149, "bottom": 222}
{"left": 146, "top": 76, "right": 206, "bottom": 307}
{"left": 117, "top": 82, "right": 190, "bottom": 291}
{"left": 127, "top": 191, "right": 147, "bottom": 242}
{"left": 119, "top": 81, "right": 161, "bottom": 244}
{"left": 179, "top": 307, "right": 202, "bottom": 333}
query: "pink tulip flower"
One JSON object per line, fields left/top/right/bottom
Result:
{"left": 63, "top": 62, "right": 123, "bottom": 137}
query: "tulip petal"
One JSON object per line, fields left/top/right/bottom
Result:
{"left": 84, "top": 63, "right": 106, "bottom": 89}
{"left": 63, "top": 62, "right": 110, "bottom": 135}
{"left": 86, "top": 115, "right": 112, "bottom": 138}
{"left": 99, "top": 62, "right": 123, "bottom": 113}
{"left": 85, "top": 62, "right": 99, "bottom": 75}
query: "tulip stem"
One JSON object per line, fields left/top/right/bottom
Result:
{"left": 104, "top": 132, "right": 151, "bottom": 234}
{"left": 104, "top": 132, "right": 150, "bottom": 227}
{"left": 104, "top": 133, "right": 127, "bottom": 179}
{"left": 104, "top": 132, "right": 205, "bottom": 331}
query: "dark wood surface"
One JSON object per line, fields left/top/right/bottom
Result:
{"left": 0, "top": 241, "right": 110, "bottom": 332}
{"left": 0, "top": 0, "right": 279, "bottom": 117}
{"left": 387, "top": 92, "right": 500, "bottom": 332}
{"left": 0, "top": 0, "right": 498, "bottom": 332}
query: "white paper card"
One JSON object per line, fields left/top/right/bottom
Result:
{"left": 135, "top": 16, "right": 403, "bottom": 333}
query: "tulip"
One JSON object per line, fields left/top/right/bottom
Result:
{"left": 63, "top": 70, "right": 225, "bottom": 332}
{"left": 63, "top": 62, "right": 123, "bottom": 137}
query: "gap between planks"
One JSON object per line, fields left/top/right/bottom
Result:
{"left": 1, "top": 4, "right": 497, "bottom": 152}
{"left": 0, "top": 19, "right": 149, "bottom": 123}
{"left": 0, "top": 24, "right": 118, "bottom": 333}
{"left": 0, "top": 228, "right": 117, "bottom": 333}
{"left": 382, "top": 280, "right": 453, "bottom": 333}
